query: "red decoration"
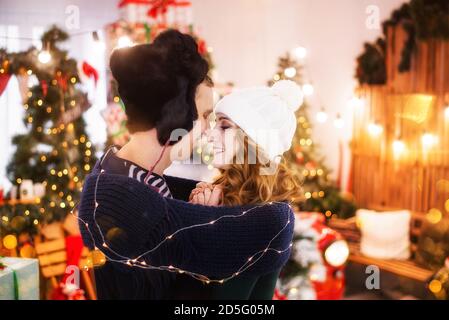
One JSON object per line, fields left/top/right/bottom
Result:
{"left": 40, "top": 80, "right": 48, "bottom": 97}
{"left": 51, "top": 235, "right": 87, "bottom": 300}
{"left": 55, "top": 73, "right": 68, "bottom": 92}
{"left": 118, "top": 0, "right": 192, "bottom": 21}
{"left": 147, "top": 0, "right": 191, "bottom": 20}
{"left": 118, "top": 0, "right": 152, "bottom": 8}
{"left": 197, "top": 38, "right": 207, "bottom": 55}
{"left": 273, "top": 288, "right": 287, "bottom": 300}
{"left": 82, "top": 62, "right": 99, "bottom": 86}
{"left": 305, "top": 161, "right": 316, "bottom": 170}
{"left": 0, "top": 185, "right": 4, "bottom": 205}
{"left": 0, "top": 73, "right": 11, "bottom": 97}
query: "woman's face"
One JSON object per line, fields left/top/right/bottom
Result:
{"left": 207, "top": 112, "right": 241, "bottom": 168}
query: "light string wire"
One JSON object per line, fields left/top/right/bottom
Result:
{"left": 0, "top": 29, "right": 101, "bottom": 42}
{"left": 70, "top": 169, "right": 294, "bottom": 284}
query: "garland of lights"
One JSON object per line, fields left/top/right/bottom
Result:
{"left": 71, "top": 169, "right": 294, "bottom": 284}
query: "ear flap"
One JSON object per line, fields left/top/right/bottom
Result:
{"left": 156, "top": 77, "right": 198, "bottom": 145}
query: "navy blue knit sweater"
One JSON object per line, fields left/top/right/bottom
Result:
{"left": 78, "top": 164, "right": 294, "bottom": 299}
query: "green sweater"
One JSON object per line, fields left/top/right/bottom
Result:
{"left": 211, "top": 270, "right": 280, "bottom": 300}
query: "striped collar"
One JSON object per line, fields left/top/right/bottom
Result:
{"left": 99, "top": 146, "right": 173, "bottom": 198}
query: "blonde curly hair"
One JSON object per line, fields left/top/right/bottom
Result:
{"left": 213, "top": 130, "right": 303, "bottom": 206}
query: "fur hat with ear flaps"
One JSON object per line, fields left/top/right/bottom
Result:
{"left": 109, "top": 30, "right": 209, "bottom": 146}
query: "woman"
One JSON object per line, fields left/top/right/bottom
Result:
{"left": 189, "top": 80, "right": 304, "bottom": 299}
{"left": 79, "top": 30, "right": 295, "bottom": 300}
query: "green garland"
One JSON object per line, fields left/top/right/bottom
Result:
{"left": 356, "top": 0, "right": 449, "bottom": 85}
{"left": 355, "top": 38, "right": 386, "bottom": 85}
{"left": 411, "top": 0, "right": 449, "bottom": 40}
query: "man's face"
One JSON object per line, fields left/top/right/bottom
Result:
{"left": 170, "top": 82, "right": 214, "bottom": 161}
{"left": 195, "top": 82, "right": 215, "bottom": 135}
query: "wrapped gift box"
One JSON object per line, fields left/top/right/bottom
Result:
{"left": 0, "top": 257, "right": 39, "bottom": 300}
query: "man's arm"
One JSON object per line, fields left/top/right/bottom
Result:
{"left": 164, "top": 175, "right": 199, "bottom": 201}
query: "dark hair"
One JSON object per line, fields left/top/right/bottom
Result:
{"left": 110, "top": 30, "right": 209, "bottom": 145}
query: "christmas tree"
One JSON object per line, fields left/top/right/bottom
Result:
{"left": 0, "top": 26, "right": 97, "bottom": 237}
{"left": 276, "top": 214, "right": 326, "bottom": 300}
{"left": 269, "top": 52, "right": 356, "bottom": 219}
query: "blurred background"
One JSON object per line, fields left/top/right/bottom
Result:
{"left": 0, "top": 0, "right": 448, "bottom": 301}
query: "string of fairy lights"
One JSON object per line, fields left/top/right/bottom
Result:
{"left": 278, "top": 45, "right": 449, "bottom": 161}
{"left": 350, "top": 91, "right": 447, "bottom": 160}
{"left": 70, "top": 169, "right": 294, "bottom": 284}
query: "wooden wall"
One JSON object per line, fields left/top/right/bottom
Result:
{"left": 352, "top": 26, "right": 449, "bottom": 213}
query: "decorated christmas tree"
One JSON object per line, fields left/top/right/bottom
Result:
{"left": 269, "top": 53, "right": 356, "bottom": 219}
{"left": 0, "top": 26, "right": 97, "bottom": 238}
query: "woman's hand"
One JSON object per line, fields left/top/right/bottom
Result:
{"left": 189, "top": 183, "right": 222, "bottom": 206}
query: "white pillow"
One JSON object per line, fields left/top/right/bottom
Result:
{"left": 357, "top": 209, "right": 411, "bottom": 260}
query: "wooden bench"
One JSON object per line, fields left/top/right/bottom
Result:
{"left": 328, "top": 207, "right": 434, "bottom": 283}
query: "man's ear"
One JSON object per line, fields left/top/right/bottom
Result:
{"left": 156, "top": 78, "right": 196, "bottom": 145}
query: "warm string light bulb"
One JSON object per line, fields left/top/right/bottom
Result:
{"left": 367, "top": 121, "right": 383, "bottom": 136}
{"left": 333, "top": 114, "right": 344, "bottom": 129}
{"left": 284, "top": 67, "right": 297, "bottom": 78}
{"left": 38, "top": 49, "right": 51, "bottom": 64}
{"left": 445, "top": 103, "right": 449, "bottom": 119}
{"left": 116, "top": 36, "right": 133, "bottom": 49}
{"left": 292, "top": 46, "right": 307, "bottom": 60}
{"left": 316, "top": 107, "right": 328, "bottom": 123}
{"left": 421, "top": 132, "right": 438, "bottom": 148}
{"left": 392, "top": 138, "right": 406, "bottom": 157}
{"left": 302, "top": 83, "right": 314, "bottom": 96}
{"left": 348, "top": 96, "right": 365, "bottom": 109}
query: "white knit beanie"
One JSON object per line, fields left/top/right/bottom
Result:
{"left": 214, "top": 80, "right": 303, "bottom": 161}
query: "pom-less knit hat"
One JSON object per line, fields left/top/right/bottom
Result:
{"left": 214, "top": 80, "right": 304, "bottom": 161}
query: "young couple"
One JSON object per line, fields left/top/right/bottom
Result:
{"left": 78, "top": 30, "right": 303, "bottom": 300}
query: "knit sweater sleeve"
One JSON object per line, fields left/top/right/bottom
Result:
{"left": 164, "top": 175, "right": 198, "bottom": 202}
{"left": 78, "top": 173, "right": 294, "bottom": 280}
{"left": 166, "top": 198, "right": 295, "bottom": 278}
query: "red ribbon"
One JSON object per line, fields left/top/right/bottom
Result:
{"left": 118, "top": 0, "right": 152, "bottom": 8}
{"left": 40, "top": 80, "right": 48, "bottom": 97}
{"left": 147, "top": 0, "right": 191, "bottom": 19}
{"left": 82, "top": 61, "right": 99, "bottom": 86}
{"left": 0, "top": 73, "right": 11, "bottom": 97}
